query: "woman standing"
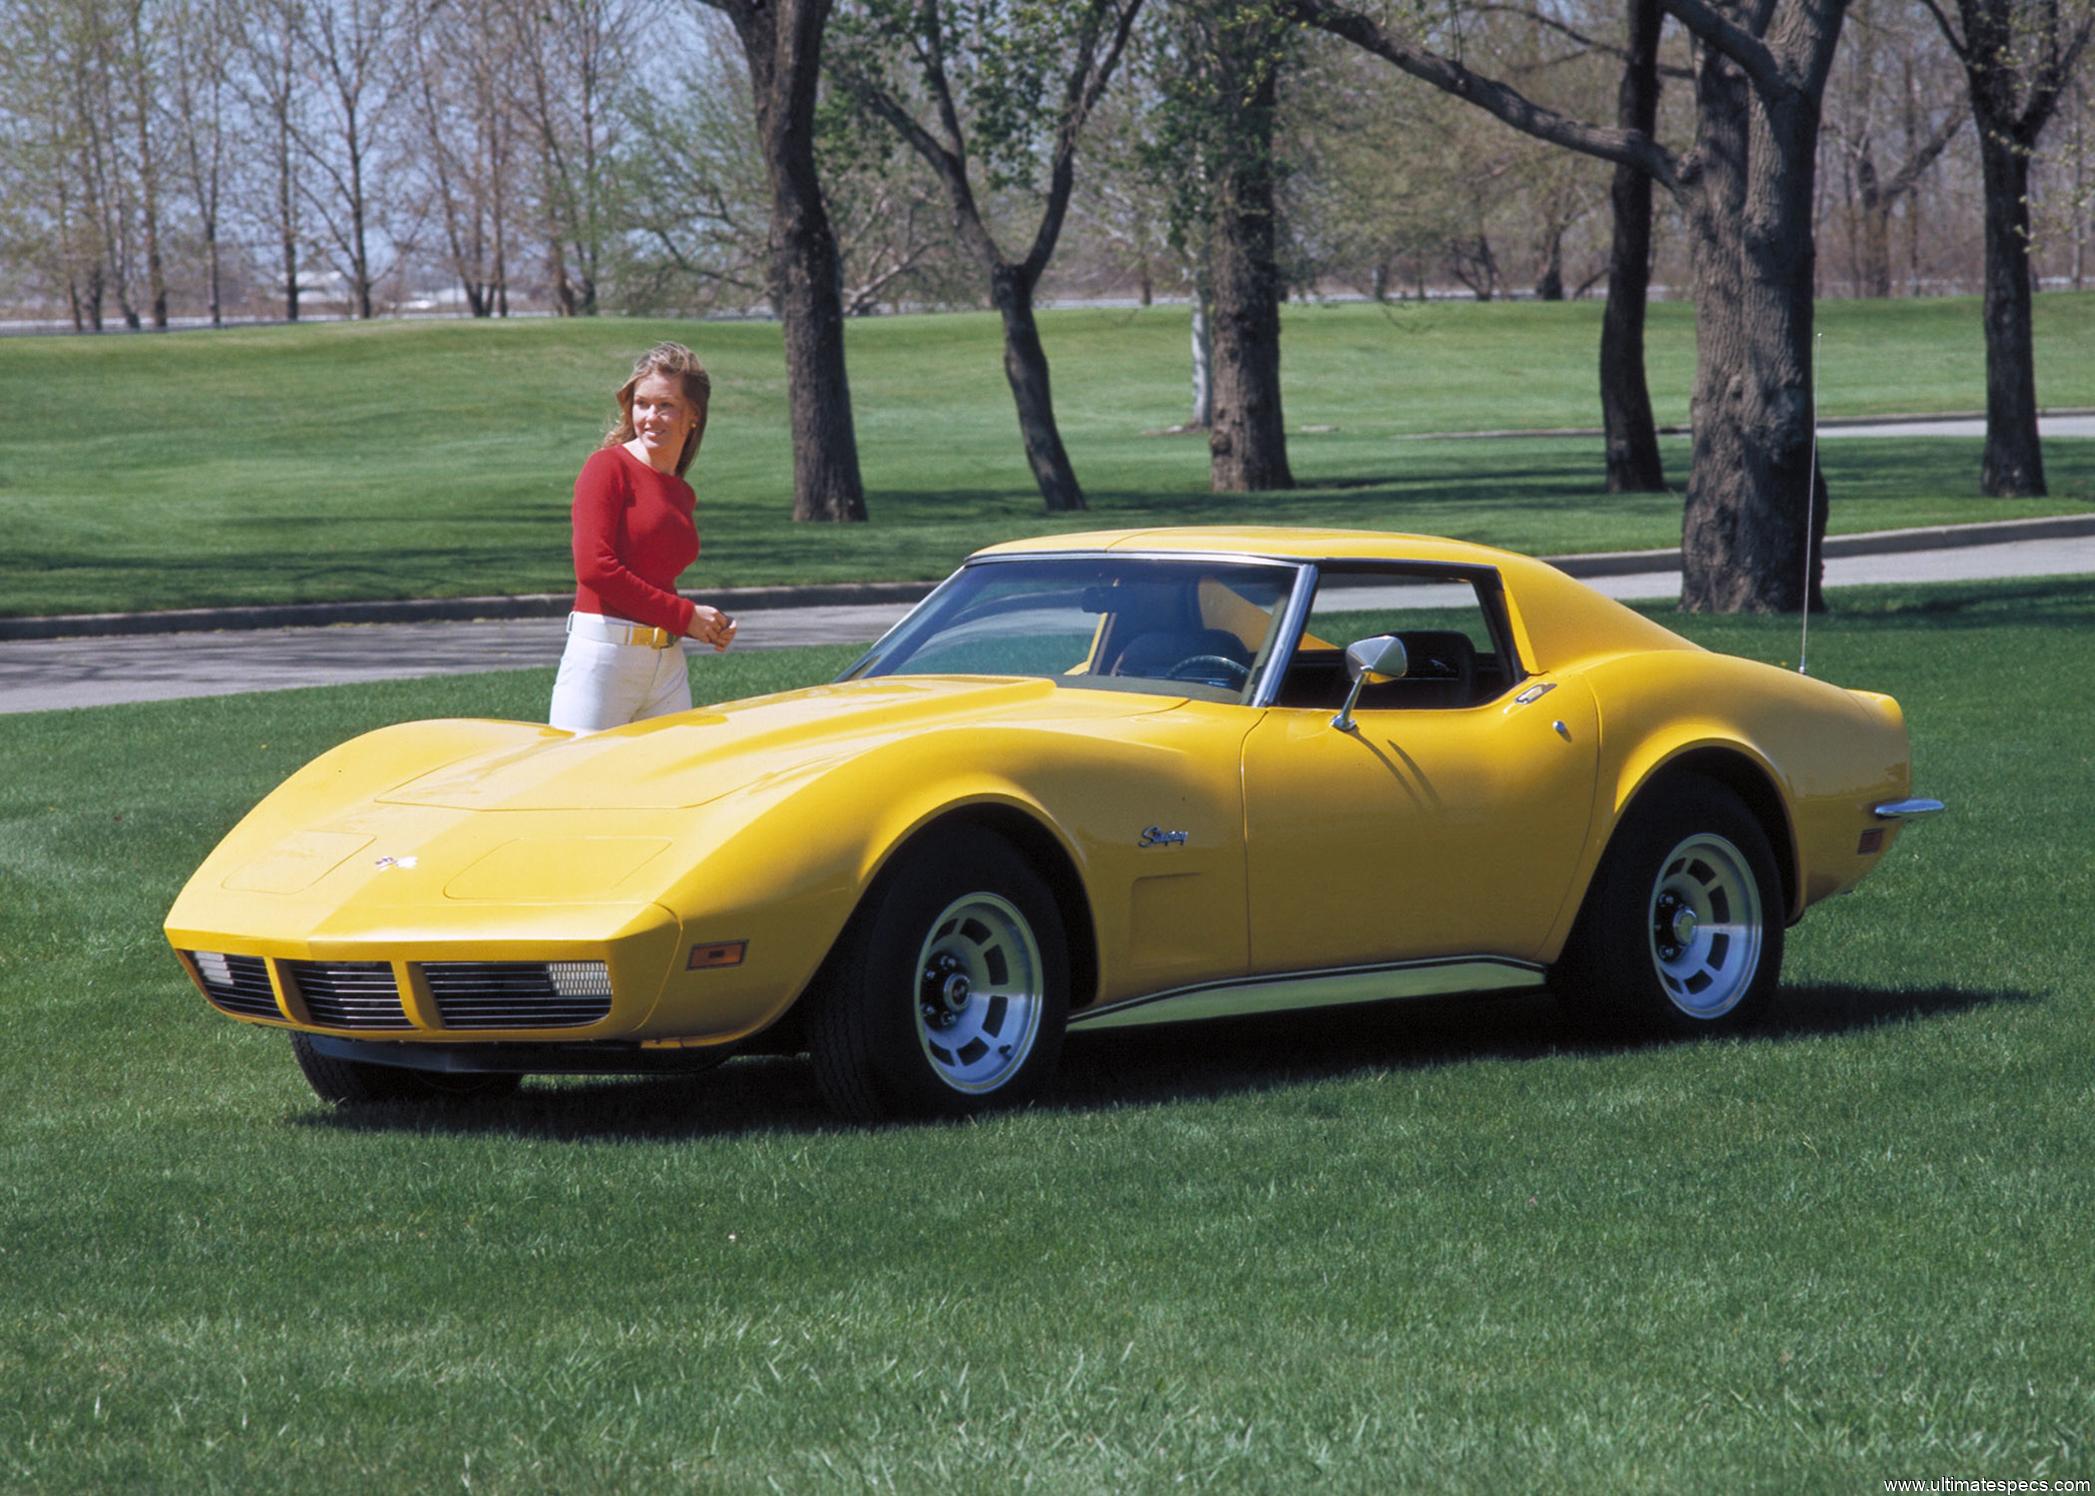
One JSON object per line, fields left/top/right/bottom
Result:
{"left": 550, "top": 342, "right": 736, "bottom": 733}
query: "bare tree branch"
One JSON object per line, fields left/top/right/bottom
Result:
{"left": 1653, "top": 0, "right": 1790, "bottom": 96}
{"left": 1288, "top": 0, "right": 1680, "bottom": 191}
{"left": 1915, "top": 0, "right": 1968, "bottom": 60}
{"left": 1473, "top": 5, "right": 1694, "bottom": 81}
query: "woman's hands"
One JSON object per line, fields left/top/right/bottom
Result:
{"left": 688, "top": 605, "right": 738, "bottom": 652}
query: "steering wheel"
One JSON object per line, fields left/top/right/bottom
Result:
{"left": 1164, "top": 653, "right": 1252, "bottom": 691}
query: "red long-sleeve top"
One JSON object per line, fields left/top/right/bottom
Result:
{"left": 570, "top": 445, "right": 698, "bottom": 636}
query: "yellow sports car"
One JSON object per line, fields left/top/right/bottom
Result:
{"left": 166, "top": 528, "right": 1941, "bottom": 1120}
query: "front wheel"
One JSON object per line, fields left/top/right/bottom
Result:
{"left": 807, "top": 827, "right": 1069, "bottom": 1122}
{"left": 1553, "top": 776, "right": 1784, "bottom": 1035}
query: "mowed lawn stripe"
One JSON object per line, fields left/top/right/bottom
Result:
{"left": 3, "top": 296, "right": 2093, "bottom": 616}
{"left": 1, "top": 581, "right": 2091, "bottom": 1489}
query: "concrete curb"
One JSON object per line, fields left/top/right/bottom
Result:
{"left": 0, "top": 579, "right": 942, "bottom": 643}
{"left": 5, "top": 512, "right": 2094, "bottom": 643}
{"left": 1546, "top": 512, "right": 2095, "bottom": 580}
{"left": 1396, "top": 408, "right": 2095, "bottom": 442}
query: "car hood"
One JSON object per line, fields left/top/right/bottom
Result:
{"left": 378, "top": 676, "right": 1181, "bottom": 812}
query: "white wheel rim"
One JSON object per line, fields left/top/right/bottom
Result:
{"left": 1646, "top": 832, "right": 1764, "bottom": 1020}
{"left": 913, "top": 893, "right": 1044, "bottom": 1094}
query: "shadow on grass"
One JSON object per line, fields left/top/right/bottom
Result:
{"left": 1822, "top": 576, "right": 2095, "bottom": 626}
{"left": 290, "top": 979, "right": 2036, "bottom": 1143}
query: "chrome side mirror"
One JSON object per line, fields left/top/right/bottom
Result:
{"left": 1332, "top": 634, "right": 1407, "bottom": 733}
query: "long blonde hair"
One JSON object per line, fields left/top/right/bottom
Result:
{"left": 604, "top": 342, "right": 711, "bottom": 478}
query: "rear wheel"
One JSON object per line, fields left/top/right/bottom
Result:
{"left": 290, "top": 1034, "right": 522, "bottom": 1105}
{"left": 1553, "top": 776, "right": 1784, "bottom": 1035}
{"left": 808, "top": 826, "right": 1069, "bottom": 1122}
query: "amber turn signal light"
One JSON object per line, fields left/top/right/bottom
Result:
{"left": 688, "top": 940, "right": 747, "bottom": 970}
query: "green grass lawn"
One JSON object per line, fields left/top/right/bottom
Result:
{"left": 2, "top": 296, "right": 2093, "bottom": 617}
{"left": 3, "top": 576, "right": 2092, "bottom": 1489}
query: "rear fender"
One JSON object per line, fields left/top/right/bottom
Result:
{"left": 1541, "top": 726, "right": 1801, "bottom": 962}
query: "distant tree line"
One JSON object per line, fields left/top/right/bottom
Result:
{"left": 2, "top": 0, "right": 2089, "bottom": 609}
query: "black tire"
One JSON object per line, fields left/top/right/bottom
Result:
{"left": 1552, "top": 775, "right": 1785, "bottom": 1036}
{"left": 807, "top": 826, "right": 1069, "bottom": 1122}
{"left": 290, "top": 1034, "right": 522, "bottom": 1106}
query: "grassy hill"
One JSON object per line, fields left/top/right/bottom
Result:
{"left": 2, "top": 295, "right": 2092, "bottom": 616}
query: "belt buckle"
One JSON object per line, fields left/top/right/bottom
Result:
{"left": 645, "top": 626, "right": 672, "bottom": 650}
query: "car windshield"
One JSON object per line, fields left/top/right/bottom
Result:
{"left": 843, "top": 555, "right": 1302, "bottom": 703}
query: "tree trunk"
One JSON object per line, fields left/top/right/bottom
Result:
{"left": 1291, "top": 0, "right": 1845, "bottom": 613}
{"left": 1190, "top": 285, "right": 1214, "bottom": 428}
{"left": 1856, "top": 168, "right": 1894, "bottom": 299}
{"left": 725, "top": 0, "right": 867, "bottom": 523}
{"left": 1975, "top": 126, "right": 2047, "bottom": 496}
{"left": 770, "top": 186, "right": 868, "bottom": 521}
{"left": 1207, "top": 21, "right": 1293, "bottom": 493}
{"left": 993, "top": 270, "right": 1085, "bottom": 511}
{"left": 351, "top": 130, "right": 374, "bottom": 319}
{"left": 206, "top": 218, "right": 222, "bottom": 326}
{"left": 273, "top": 33, "right": 299, "bottom": 325}
{"left": 1534, "top": 230, "right": 1565, "bottom": 300}
{"left": 129, "top": 18, "right": 168, "bottom": 330}
{"left": 280, "top": 149, "right": 299, "bottom": 321}
{"left": 1600, "top": 0, "right": 1665, "bottom": 493}
{"left": 1853, "top": 136, "right": 1893, "bottom": 298}
{"left": 550, "top": 232, "right": 574, "bottom": 315}
{"left": 1681, "top": 64, "right": 1828, "bottom": 613}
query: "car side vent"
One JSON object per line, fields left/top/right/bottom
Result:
{"left": 422, "top": 961, "right": 613, "bottom": 1029}
{"left": 190, "top": 951, "right": 280, "bottom": 1020}
{"left": 286, "top": 960, "right": 411, "bottom": 1030}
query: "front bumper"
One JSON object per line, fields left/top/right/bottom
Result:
{"left": 168, "top": 900, "right": 684, "bottom": 1044}
{"left": 300, "top": 1033, "right": 737, "bottom": 1075}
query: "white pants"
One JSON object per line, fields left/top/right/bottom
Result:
{"left": 549, "top": 613, "right": 693, "bottom": 733}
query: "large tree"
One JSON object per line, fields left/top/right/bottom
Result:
{"left": 298, "top": 0, "right": 402, "bottom": 319}
{"left": 1141, "top": 2, "right": 1296, "bottom": 489}
{"left": 1921, "top": 0, "right": 2094, "bottom": 496}
{"left": 1825, "top": 0, "right": 1964, "bottom": 298}
{"left": 166, "top": 0, "right": 236, "bottom": 325}
{"left": 835, "top": 0, "right": 1147, "bottom": 513}
{"left": 0, "top": 0, "right": 105, "bottom": 327}
{"left": 1293, "top": 0, "right": 1849, "bottom": 612}
{"left": 406, "top": 0, "right": 517, "bottom": 317}
{"left": 1600, "top": 0, "right": 1667, "bottom": 492}
{"left": 234, "top": 0, "right": 309, "bottom": 322}
{"left": 116, "top": 0, "right": 171, "bottom": 327}
{"left": 508, "top": 0, "right": 633, "bottom": 316}
{"left": 1196, "top": 1, "right": 1295, "bottom": 491}
{"left": 699, "top": 0, "right": 868, "bottom": 523}
{"left": 615, "top": 13, "right": 963, "bottom": 317}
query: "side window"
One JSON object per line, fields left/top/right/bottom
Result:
{"left": 1275, "top": 569, "right": 1520, "bottom": 711}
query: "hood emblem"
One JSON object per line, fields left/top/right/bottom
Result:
{"left": 373, "top": 855, "right": 419, "bottom": 870}
{"left": 1138, "top": 826, "right": 1188, "bottom": 848}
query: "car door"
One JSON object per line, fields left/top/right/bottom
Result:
{"left": 1240, "top": 567, "right": 1600, "bottom": 973}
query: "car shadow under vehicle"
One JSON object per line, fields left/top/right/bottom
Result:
{"left": 289, "top": 980, "right": 2037, "bottom": 1143}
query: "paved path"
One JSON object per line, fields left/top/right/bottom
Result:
{"left": 5, "top": 534, "right": 2091, "bottom": 715}
{"left": 1400, "top": 410, "right": 2095, "bottom": 443}
{"left": 1818, "top": 414, "right": 2095, "bottom": 440}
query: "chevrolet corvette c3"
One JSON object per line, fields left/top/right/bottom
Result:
{"left": 165, "top": 528, "right": 1941, "bottom": 1119}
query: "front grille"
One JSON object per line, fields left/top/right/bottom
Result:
{"left": 190, "top": 951, "right": 281, "bottom": 1020}
{"left": 285, "top": 960, "right": 410, "bottom": 1029}
{"left": 422, "top": 961, "right": 613, "bottom": 1029}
